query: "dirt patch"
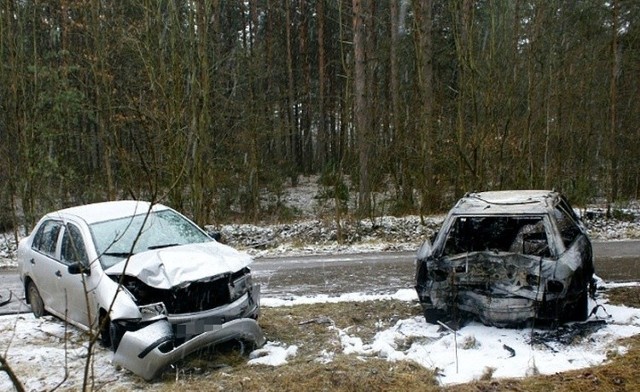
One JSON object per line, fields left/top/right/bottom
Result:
{"left": 605, "top": 286, "right": 640, "bottom": 308}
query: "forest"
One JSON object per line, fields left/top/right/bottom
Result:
{"left": 1, "top": 0, "right": 638, "bottom": 230}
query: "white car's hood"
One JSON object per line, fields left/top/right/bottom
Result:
{"left": 104, "top": 241, "right": 253, "bottom": 289}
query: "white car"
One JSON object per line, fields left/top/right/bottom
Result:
{"left": 17, "top": 200, "right": 264, "bottom": 379}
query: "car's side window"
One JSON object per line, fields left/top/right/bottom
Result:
{"left": 553, "top": 206, "right": 582, "bottom": 247}
{"left": 61, "top": 224, "right": 89, "bottom": 267}
{"left": 32, "top": 220, "right": 63, "bottom": 258}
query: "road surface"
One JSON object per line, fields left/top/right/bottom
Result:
{"left": 1, "top": 240, "right": 639, "bottom": 315}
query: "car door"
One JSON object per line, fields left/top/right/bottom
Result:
{"left": 59, "top": 222, "right": 95, "bottom": 328}
{"left": 28, "top": 219, "right": 66, "bottom": 315}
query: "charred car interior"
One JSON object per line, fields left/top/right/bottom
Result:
{"left": 415, "top": 190, "right": 596, "bottom": 328}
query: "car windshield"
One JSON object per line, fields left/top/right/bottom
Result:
{"left": 90, "top": 209, "right": 211, "bottom": 269}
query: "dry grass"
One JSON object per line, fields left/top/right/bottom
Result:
{"left": 605, "top": 286, "right": 640, "bottom": 308}
{"left": 163, "top": 357, "right": 440, "bottom": 392}
{"left": 147, "top": 287, "right": 640, "bottom": 392}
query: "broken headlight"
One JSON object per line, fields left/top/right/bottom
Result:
{"left": 229, "top": 271, "right": 252, "bottom": 302}
{"left": 138, "top": 302, "right": 167, "bottom": 321}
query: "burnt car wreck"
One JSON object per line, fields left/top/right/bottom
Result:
{"left": 415, "top": 191, "right": 596, "bottom": 328}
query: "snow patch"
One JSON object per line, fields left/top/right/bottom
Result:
{"left": 261, "top": 289, "right": 417, "bottom": 307}
{"left": 248, "top": 342, "right": 298, "bottom": 366}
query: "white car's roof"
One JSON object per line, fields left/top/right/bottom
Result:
{"left": 452, "top": 190, "right": 559, "bottom": 215}
{"left": 50, "top": 200, "right": 170, "bottom": 224}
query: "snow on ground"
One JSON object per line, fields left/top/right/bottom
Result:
{"left": 334, "top": 298, "right": 640, "bottom": 385}
{"left": 260, "top": 285, "right": 640, "bottom": 385}
{"left": 2, "top": 286, "right": 640, "bottom": 390}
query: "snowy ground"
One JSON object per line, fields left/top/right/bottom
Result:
{"left": 2, "top": 282, "right": 640, "bottom": 390}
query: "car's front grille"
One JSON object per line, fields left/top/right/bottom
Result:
{"left": 118, "top": 268, "right": 252, "bottom": 314}
{"left": 164, "top": 277, "right": 232, "bottom": 314}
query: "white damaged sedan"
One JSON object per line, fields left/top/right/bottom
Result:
{"left": 17, "top": 200, "right": 264, "bottom": 380}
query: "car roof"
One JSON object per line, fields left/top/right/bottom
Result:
{"left": 451, "top": 190, "right": 560, "bottom": 215}
{"left": 47, "top": 200, "right": 170, "bottom": 225}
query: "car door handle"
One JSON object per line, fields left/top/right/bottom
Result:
{"left": 55, "top": 270, "right": 62, "bottom": 277}
{"left": 30, "top": 258, "right": 35, "bottom": 265}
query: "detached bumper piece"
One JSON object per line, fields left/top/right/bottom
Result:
{"left": 113, "top": 318, "right": 266, "bottom": 380}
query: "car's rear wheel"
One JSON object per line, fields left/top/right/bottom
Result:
{"left": 27, "top": 281, "right": 46, "bottom": 318}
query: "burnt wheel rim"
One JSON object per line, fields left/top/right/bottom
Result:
{"left": 28, "top": 283, "right": 45, "bottom": 318}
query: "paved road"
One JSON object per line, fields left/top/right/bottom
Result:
{"left": 2, "top": 240, "right": 639, "bottom": 315}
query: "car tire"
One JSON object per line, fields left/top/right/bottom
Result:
{"left": 27, "top": 281, "right": 46, "bottom": 318}
{"left": 566, "top": 290, "right": 589, "bottom": 322}
{"left": 99, "top": 315, "right": 124, "bottom": 351}
{"left": 423, "top": 306, "right": 447, "bottom": 325}
{"left": 110, "top": 321, "right": 124, "bottom": 351}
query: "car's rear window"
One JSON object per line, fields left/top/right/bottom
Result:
{"left": 443, "top": 215, "right": 551, "bottom": 257}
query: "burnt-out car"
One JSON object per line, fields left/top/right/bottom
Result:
{"left": 17, "top": 200, "right": 264, "bottom": 379}
{"left": 415, "top": 191, "right": 595, "bottom": 327}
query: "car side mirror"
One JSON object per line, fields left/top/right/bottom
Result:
{"left": 68, "top": 262, "right": 90, "bottom": 276}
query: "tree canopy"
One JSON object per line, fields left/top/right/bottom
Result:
{"left": 1, "top": 0, "right": 638, "bottom": 228}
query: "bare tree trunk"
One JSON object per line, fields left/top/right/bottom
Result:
{"left": 299, "top": 0, "right": 313, "bottom": 174}
{"left": 353, "top": 0, "right": 371, "bottom": 215}
{"left": 316, "top": 0, "right": 327, "bottom": 169}
{"left": 285, "top": 0, "right": 298, "bottom": 185}
{"left": 91, "top": 0, "right": 115, "bottom": 200}
{"left": 609, "top": 0, "right": 620, "bottom": 205}
{"left": 390, "top": 0, "right": 410, "bottom": 208}
{"left": 414, "top": 0, "right": 435, "bottom": 212}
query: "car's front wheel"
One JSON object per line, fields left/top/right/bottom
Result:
{"left": 27, "top": 281, "right": 46, "bottom": 318}
{"left": 564, "top": 289, "right": 589, "bottom": 322}
{"left": 422, "top": 304, "right": 448, "bottom": 325}
{"left": 99, "top": 314, "right": 124, "bottom": 351}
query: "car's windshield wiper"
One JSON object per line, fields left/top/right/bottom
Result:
{"left": 147, "top": 243, "right": 179, "bottom": 250}
{"left": 103, "top": 251, "right": 133, "bottom": 258}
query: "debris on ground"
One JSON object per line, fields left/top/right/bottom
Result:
{"left": 528, "top": 320, "right": 608, "bottom": 348}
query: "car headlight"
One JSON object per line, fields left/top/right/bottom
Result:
{"left": 138, "top": 302, "right": 167, "bottom": 321}
{"left": 229, "top": 273, "right": 252, "bottom": 301}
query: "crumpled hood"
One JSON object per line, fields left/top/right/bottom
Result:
{"left": 104, "top": 241, "right": 253, "bottom": 289}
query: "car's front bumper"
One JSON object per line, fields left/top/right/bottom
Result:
{"left": 169, "top": 284, "right": 261, "bottom": 340}
{"left": 113, "top": 317, "right": 266, "bottom": 380}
